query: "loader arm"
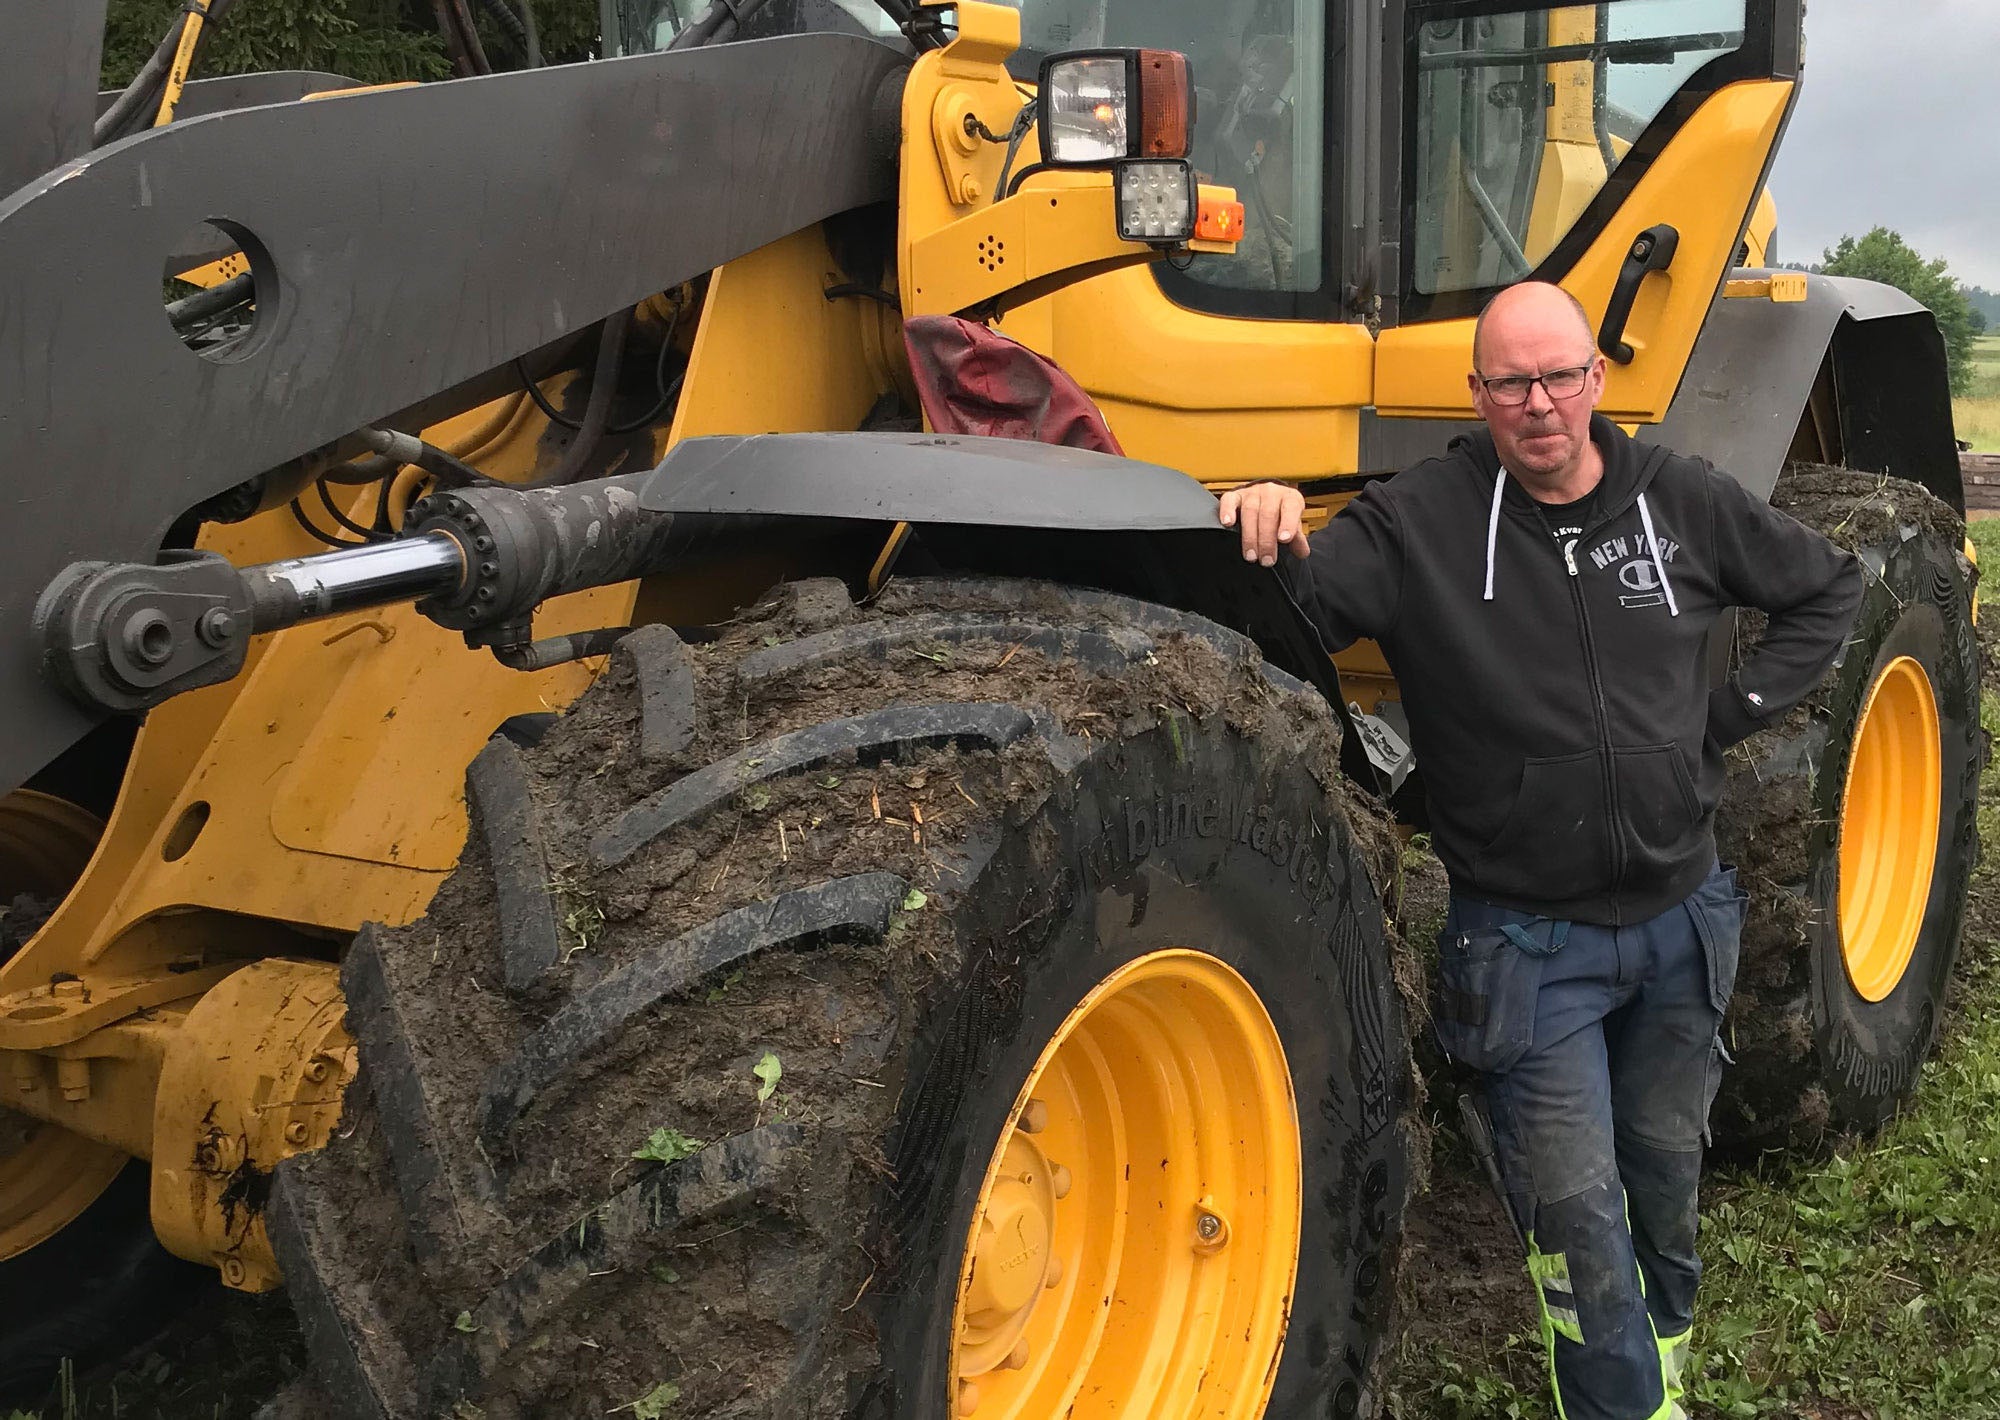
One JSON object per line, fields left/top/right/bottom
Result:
{"left": 0, "top": 31, "right": 907, "bottom": 798}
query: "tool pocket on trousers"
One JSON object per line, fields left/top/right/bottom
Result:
{"left": 1686, "top": 863, "right": 1747, "bottom": 1016}
{"left": 1433, "top": 919, "right": 1567, "bottom": 1074}
{"left": 1702, "top": 1032, "right": 1734, "bottom": 1147}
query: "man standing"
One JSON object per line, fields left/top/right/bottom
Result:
{"left": 1220, "top": 282, "right": 1861, "bottom": 1419}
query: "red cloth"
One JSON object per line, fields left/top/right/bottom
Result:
{"left": 902, "top": 315, "right": 1123, "bottom": 455}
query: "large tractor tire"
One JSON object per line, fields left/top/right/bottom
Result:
{"left": 1711, "top": 466, "right": 1982, "bottom": 1153}
{"left": 272, "top": 577, "right": 1415, "bottom": 1419}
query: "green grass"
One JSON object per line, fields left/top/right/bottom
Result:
{"left": 1966, "top": 518, "right": 2000, "bottom": 607}
{"left": 1954, "top": 335, "right": 2000, "bottom": 453}
{"left": 1403, "top": 693, "right": 2000, "bottom": 1419}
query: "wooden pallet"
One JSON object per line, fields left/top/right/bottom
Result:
{"left": 1963, "top": 452, "right": 2000, "bottom": 512}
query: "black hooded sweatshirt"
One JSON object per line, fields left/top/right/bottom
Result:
{"left": 1280, "top": 414, "right": 1862, "bottom": 925}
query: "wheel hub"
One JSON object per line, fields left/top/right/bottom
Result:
{"left": 949, "top": 948, "right": 1300, "bottom": 1419}
{"left": 1838, "top": 654, "right": 1942, "bottom": 1003}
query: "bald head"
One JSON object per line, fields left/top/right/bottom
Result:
{"left": 1473, "top": 281, "right": 1595, "bottom": 372}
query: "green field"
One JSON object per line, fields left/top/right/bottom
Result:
{"left": 1955, "top": 335, "right": 2000, "bottom": 453}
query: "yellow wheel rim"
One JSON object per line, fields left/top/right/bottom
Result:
{"left": 949, "top": 949, "right": 1301, "bottom": 1419}
{"left": 0, "top": 790, "right": 124, "bottom": 1262}
{"left": 1838, "top": 655, "right": 1942, "bottom": 1003}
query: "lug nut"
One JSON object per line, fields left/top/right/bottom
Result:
{"left": 1018, "top": 1098, "right": 1048, "bottom": 1134}
{"left": 1044, "top": 1255, "right": 1063, "bottom": 1289}
{"left": 1004, "top": 1339, "right": 1029, "bottom": 1371}
{"left": 1049, "top": 1163, "right": 1072, "bottom": 1200}
{"left": 304, "top": 1059, "right": 330, "bottom": 1084}
{"left": 957, "top": 1380, "right": 981, "bottom": 1416}
{"left": 284, "top": 1120, "right": 310, "bottom": 1146}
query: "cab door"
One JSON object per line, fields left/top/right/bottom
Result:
{"left": 1372, "top": 0, "right": 1802, "bottom": 424}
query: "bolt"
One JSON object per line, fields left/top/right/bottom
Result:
{"left": 1017, "top": 1098, "right": 1048, "bottom": 1134}
{"left": 1196, "top": 1212, "right": 1222, "bottom": 1240}
{"left": 304, "top": 1059, "right": 330, "bottom": 1084}
{"left": 9, "top": 1053, "right": 41, "bottom": 1093}
{"left": 957, "top": 174, "right": 984, "bottom": 204}
{"left": 50, "top": 977, "right": 84, "bottom": 998}
{"left": 1049, "top": 1163, "right": 1072, "bottom": 1201}
{"left": 478, "top": 561, "right": 498, "bottom": 578}
{"left": 476, "top": 585, "right": 497, "bottom": 601}
{"left": 473, "top": 535, "right": 495, "bottom": 554}
{"left": 1003, "top": 1339, "right": 1029, "bottom": 1371}
{"left": 196, "top": 607, "right": 237, "bottom": 648}
{"left": 220, "top": 1257, "right": 247, "bottom": 1288}
{"left": 1044, "top": 1255, "right": 1063, "bottom": 1289}
{"left": 55, "top": 1056, "right": 89, "bottom": 1103}
{"left": 284, "top": 1120, "right": 310, "bottom": 1146}
{"left": 957, "top": 1380, "right": 981, "bottom": 1416}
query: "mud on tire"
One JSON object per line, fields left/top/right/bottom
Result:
{"left": 1711, "top": 467, "right": 1982, "bottom": 1152}
{"left": 273, "top": 577, "right": 1415, "bottom": 1419}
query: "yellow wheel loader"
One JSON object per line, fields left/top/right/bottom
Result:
{"left": 0, "top": 1, "right": 1976, "bottom": 1414}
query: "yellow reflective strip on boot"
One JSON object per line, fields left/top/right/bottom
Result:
{"left": 1657, "top": 1327, "right": 1691, "bottom": 1405}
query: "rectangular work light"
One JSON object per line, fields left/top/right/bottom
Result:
{"left": 1115, "top": 160, "right": 1196, "bottom": 244}
{"left": 1038, "top": 48, "right": 1194, "bottom": 166}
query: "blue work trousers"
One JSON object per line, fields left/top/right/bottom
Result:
{"left": 1434, "top": 862, "right": 1744, "bottom": 1420}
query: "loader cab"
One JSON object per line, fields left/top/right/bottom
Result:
{"left": 964, "top": 0, "right": 1800, "bottom": 454}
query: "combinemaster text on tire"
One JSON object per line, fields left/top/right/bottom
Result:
{"left": 272, "top": 577, "right": 1414, "bottom": 1420}
{"left": 1712, "top": 466, "right": 1981, "bottom": 1152}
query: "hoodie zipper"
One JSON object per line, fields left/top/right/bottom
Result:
{"left": 1561, "top": 538, "right": 1625, "bottom": 920}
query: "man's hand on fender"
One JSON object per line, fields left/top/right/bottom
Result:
{"left": 1217, "top": 482, "right": 1310, "bottom": 567}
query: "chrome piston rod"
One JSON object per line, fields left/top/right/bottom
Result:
{"left": 241, "top": 533, "right": 466, "bottom": 631}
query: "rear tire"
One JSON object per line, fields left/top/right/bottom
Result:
{"left": 275, "top": 577, "right": 1414, "bottom": 1418}
{"left": 1711, "top": 466, "right": 1981, "bottom": 1152}
{"left": 0, "top": 1161, "right": 212, "bottom": 1404}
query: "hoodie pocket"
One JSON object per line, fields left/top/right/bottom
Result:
{"left": 1614, "top": 744, "right": 1704, "bottom": 884}
{"left": 1471, "top": 750, "right": 1607, "bottom": 901}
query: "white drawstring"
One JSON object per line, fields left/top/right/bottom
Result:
{"left": 1483, "top": 466, "right": 1507, "bottom": 602}
{"left": 1636, "top": 492, "right": 1680, "bottom": 617}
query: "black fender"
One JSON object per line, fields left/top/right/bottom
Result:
{"left": 1652, "top": 272, "right": 1961, "bottom": 510}
{"left": 0, "top": 32, "right": 907, "bottom": 795}
{"left": 642, "top": 432, "right": 1383, "bottom": 791}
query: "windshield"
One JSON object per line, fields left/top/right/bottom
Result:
{"left": 1006, "top": 0, "right": 1334, "bottom": 312}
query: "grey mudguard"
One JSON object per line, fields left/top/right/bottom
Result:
{"left": 0, "top": 32, "right": 906, "bottom": 798}
{"left": 642, "top": 433, "right": 1226, "bottom": 529}
{"left": 642, "top": 432, "right": 1383, "bottom": 793}
{"left": 1653, "top": 272, "right": 1960, "bottom": 506}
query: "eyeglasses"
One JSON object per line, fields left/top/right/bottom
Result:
{"left": 1475, "top": 361, "right": 1597, "bottom": 406}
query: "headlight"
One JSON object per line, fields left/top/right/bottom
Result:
{"left": 1038, "top": 48, "right": 1194, "bottom": 167}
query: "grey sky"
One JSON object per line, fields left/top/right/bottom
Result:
{"left": 1769, "top": 0, "right": 2000, "bottom": 288}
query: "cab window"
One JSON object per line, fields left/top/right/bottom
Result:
{"left": 1405, "top": 0, "right": 1749, "bottom": 310}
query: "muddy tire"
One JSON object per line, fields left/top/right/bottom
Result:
{"left": 274, "top": 577, "right": 1415, "bottom": 1420}
{"left": 1711, "top": 467, "right": 1981, "bottom": 1152}
{"left": 0, "top": 1161, "right": 211, "bottom": 1403}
